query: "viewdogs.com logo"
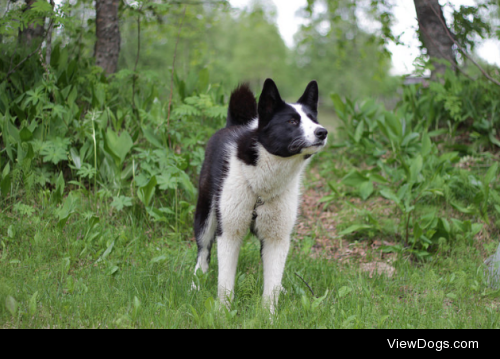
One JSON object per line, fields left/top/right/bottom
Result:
{"left": 387, "top": 339, "right": 478, "bottom": 351}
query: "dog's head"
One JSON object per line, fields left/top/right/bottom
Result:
{"left": 257, "top": 79, "right": 328, "bottom": 158}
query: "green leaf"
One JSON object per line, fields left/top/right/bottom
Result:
{"left": 409, "top": 155, "right": 423, "bottom": 183}
{"left": 311, "top": 290, "right": 329, "bottom": 311}
{"left": 451, "top": 202, "right": 476, "bottom": 214}
{"left": 337, "top": 286, "right": 352, "bottom": 298}
{"left": 105, "top": 265, "right": 119, "bottom": 276}
{"left": 397, "top": 184, "right": 410, "bottom": 201}
{"left": 67, "top": 87, "right": 77, "bottom": 104}
{"left": 330, "top": 94, "right": 345, "bottom": 119}
{"left": 354, "top": 121, "right": 364, "bottom": 143}
{"left": 421, "top": 132, "right": 432, "bottom": 156}
{"left": 380, "top": 188, "right": 401, "bottom": 206}
{"left": 97, "top": 241, "right": 115, "bottom": 263}
{"left": 471, "top": 223, "right": 483, "bottom": 236}
{"left": 341, "top": 170, "right": 369, "bottom": 187}
{"left": 413, "top": 222, "right": 423, "bottom": 241}
{"left": 41, "top": 145, "right": 67, "bottom": 164}
{"left": 176, "top": 170, "right": 196, "bottom": 198}
{"left": 2, "top": 163, "right": 10, "bottom": 179}
{"left": 111, "top": 196, "right": 133, "bottom": 211}
{"left": 439, "top": 152, "right": 459, "bottom": 163}
{"left": 104, "top": 128, "right": 133, "bottom": 167}
{"left": 5, "top": 296, "right": 18, "bottom": 317}
{"left": 369, "top": 173, "right": 388, "bottom": 184}
{"left": 137, "top": 176, "right": 157, "bottom": 207}
{"left": 134, "top": 296, "right": 141, "bottom": 310}
{"left": 359, "top": 181, "right": 373, "bottom": 200}
{"left": 484, "top": 162, "right": 498, "bottom": 186}
{"left": 7, "top": 225, "right": 15, "bottom": 238}
{"left": 56, "top": 171, "right": 65, "bottom": 195}
{"left": 70, "top": 147, "right": 81, "bottom": 170}
{"left": 57, "top": 193, "right": 79, "bottom": 228}
{"left": 440, "top": 218, "right": 451, "bottom": 234}
{"left": 489, "top": 132, "right": 500, "bottom": 147}
{"left": 31, "top": 0, "right": 54, "bottom": 13}
{"left": 142, "top": 126, "right": 163, "bottom": 149}
{"left": 428, "top": 129, "right": 448, "bottom": 137}
{"left": 339, "top": 224, "right": 372, "bottom": 236}
{"left": 19, "top": 127, "right": 33, "bottom": 142}
{"left": 1, "top": 174, "right": 11, "bottom": 197}
{"left": 401, "top": 132, "right": 419, "bottom": 147}
{"left": 384, "top": 112, "right": 402, "bottom": 138}
{"left": 29, "top": 291, "right": 38, "bottom": 316}
{"left": 150, "top": 255, "right": 168, "bottom": 264}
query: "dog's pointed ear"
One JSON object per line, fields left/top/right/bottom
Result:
{"left": 297, "top": 80, "right": 319, "bottom": 114}
{"left": 258, "top": 78, "right": 284, "bottom": 129}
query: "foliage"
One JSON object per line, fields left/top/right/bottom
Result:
{"left": 321, "top": 69, "right": 500, "bottom": 259}
{"left": 1, "top": 0, "right": 500, "bottom": 329}
{"left": 0, "top": 26, "right": 225, "bottom": 239}
{"left": 295, "top": 0, "right": 398, "bottom": 100}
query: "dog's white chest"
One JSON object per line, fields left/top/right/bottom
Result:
{"left": 241, "top": 145, "right": 307, "bottom": 200}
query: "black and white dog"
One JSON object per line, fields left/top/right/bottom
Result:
{"left": 193, "top": 79, "right": 327, "bottom": 312}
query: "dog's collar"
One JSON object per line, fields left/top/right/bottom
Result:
{"left": 252, "top": 197, "right": 265, "bottom": 220}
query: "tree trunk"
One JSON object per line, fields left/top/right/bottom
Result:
{"left": 414, "top": 0, "right": 456, "bottom": 79}
{"left": 45, "top": 0, "right": 55, "bottom": 67}
{"left": 95, "top": 0, "right": 121, "bottom": 75}
{"left": 19, "top": 0, "right": 46, "bottom": 48}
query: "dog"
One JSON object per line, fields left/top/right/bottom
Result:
{"left": 193, "top": 79, "right": 328, "bottom": 312}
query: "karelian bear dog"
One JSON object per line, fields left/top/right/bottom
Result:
{"left": 193, "top": 79, "right": 327, "bottom": 312}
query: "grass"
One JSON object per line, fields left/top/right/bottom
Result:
{"left": 1, "top": 172, "right": 499, "bottom": 328}
{"left": 1, "top": 111, "right": 499, "bottom": 327}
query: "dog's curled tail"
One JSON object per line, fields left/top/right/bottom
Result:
{"left": 226, "top": 84, "right": 258, "bottom": 127}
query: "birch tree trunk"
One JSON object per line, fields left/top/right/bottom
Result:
{"left": 95, "top": 0, "right": 121, "bottom": 75}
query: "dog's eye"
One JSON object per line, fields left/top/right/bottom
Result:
{"left": 288, "top": 119, "right": 298, "bottom": 125}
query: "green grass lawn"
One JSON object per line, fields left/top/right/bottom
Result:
{"left": 1, "top": 167, "right": 499, "bottom": 329}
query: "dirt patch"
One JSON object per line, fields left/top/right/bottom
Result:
{"left": 297, "top": 179, "right": 398, "bottom": 267}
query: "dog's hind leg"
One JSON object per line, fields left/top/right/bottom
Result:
{"left": 194, "top": 208, "right": 217, "bottom": 276}
{"left": 216, "top": 177, "right": 255, "bottom": 309}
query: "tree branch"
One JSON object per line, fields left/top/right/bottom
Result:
{"left": 295, "top": 272, "right": 316, "bottom": 298}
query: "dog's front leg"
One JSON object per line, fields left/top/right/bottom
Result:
{"left": 262, "top": 236, "right": 291, "bottom": 313}
{"left": 257, "top": 187, "right": 299, "bottom": 314}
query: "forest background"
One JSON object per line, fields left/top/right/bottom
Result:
{"left": 1, "top": 0, "right": 500, "bottom": 329}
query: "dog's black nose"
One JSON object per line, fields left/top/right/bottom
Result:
{"left": 315, "top": 127, "right": 328, "bottom": 140}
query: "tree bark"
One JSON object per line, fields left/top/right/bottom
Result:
{"left": 45, "top": 0, "right": 55, "bottom": 67}
{"left": 19, "top": 0, "right": 46, "bottom": 48}
{"left": 95, "top": 0, "right": 121, "bottom": 75}
{"left": 414, "top": 0, "right": 456, "bottom": 79}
